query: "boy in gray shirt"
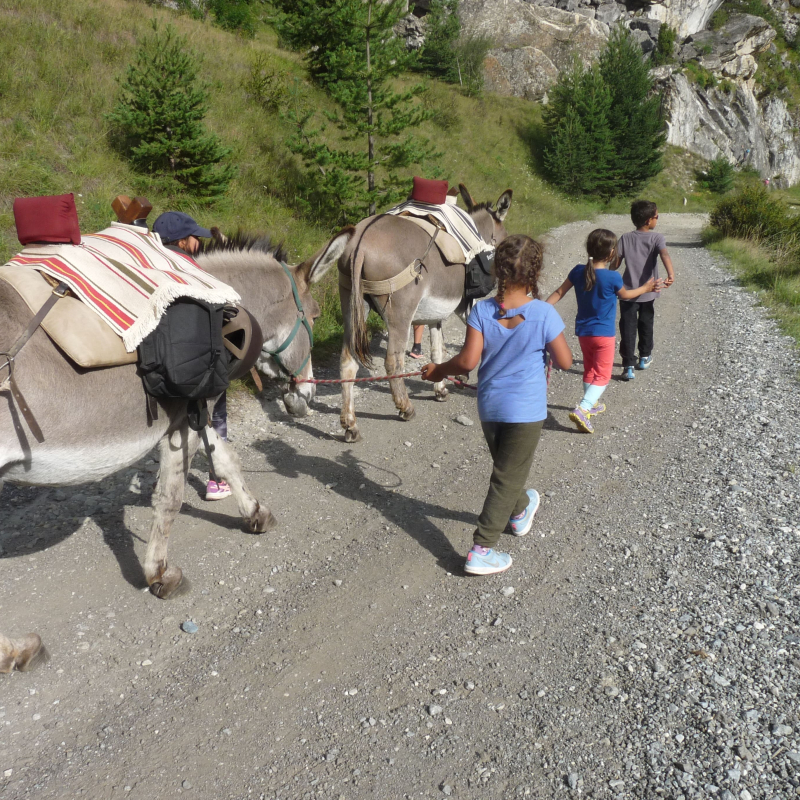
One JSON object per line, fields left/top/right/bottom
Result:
{"left": 613, "top": 200, "right": 675, "bottom": 381}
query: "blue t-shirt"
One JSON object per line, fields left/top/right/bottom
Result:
{"left": 467, "top": 298, "right": 565, "bottom": 423}
{"left": 567, "top": 264, "right": 624, "bottom": 338}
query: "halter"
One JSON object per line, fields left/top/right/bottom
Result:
{"left": 264, "top": 262, "right": 314, "bottom": 380}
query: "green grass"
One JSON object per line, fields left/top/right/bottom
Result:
{"left": 705, "top": 235, "right": 800, "bottom": 345}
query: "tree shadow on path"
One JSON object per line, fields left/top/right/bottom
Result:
{"left": 254, "top": 431, "right": 471, "bottom": 573}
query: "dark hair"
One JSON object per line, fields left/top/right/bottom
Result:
{"left": 494, "top": 234, "right": 544, "bottom": 312}
{"left": 631, "top": 200, "right": 658, "bottom": 229}
{"left": 584, "top": 229, "right": 617, "bottom": 291}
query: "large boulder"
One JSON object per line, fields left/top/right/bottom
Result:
{"left": 460, "top": 0, "right": 610, "bottom": 101}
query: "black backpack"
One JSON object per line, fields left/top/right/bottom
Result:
{"left": 464, "top": 250, "right": 496, "bottom": 301}
{"left": 137, "top": 298, "right": 231, "bottom": 409}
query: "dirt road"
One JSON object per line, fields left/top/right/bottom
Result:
{"left": 2, "top": 214, "right": 798, "bottom": 800}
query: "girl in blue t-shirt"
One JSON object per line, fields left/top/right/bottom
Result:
{"left": 547, "top": 229, "right": 660, "bottom": 434}
{"left": 421, "top": 235, "right": 573, "bottom": 576}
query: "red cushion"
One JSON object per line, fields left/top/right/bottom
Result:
{"left": 13, "top": 193, "right": 81, "bottom": 245}
{"left": 411, "top": 177, "right": 448, "bottom": 205}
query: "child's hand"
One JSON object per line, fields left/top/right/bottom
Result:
{"left": 663, "top": 274, "right": 675, "bottom": 287}
{"left": 420, "top": 362, "right": 439, "bottom": 381}
{"left": 652, "top": 278, "right": 666, "bottom": 292}
{"left": 643, "top": 276, "right": 659, "bottom": 292}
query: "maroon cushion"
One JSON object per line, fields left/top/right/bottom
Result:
{"left": 411, "top": 177, "right": 448, "bottom": 205}
{"left": 13, "top": 193, "right": 81, "bottom": 245}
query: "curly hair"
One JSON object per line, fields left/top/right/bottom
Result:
{"left": 493, "top": 234, "right": 544, "bottom": 314}
{"left": 584, "top": 229, "right": 617, "bottom": 291}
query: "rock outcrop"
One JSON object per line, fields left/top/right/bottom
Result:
{"left": 401, "top": 0, "right": 800, "bottom": 185}
{"left": 461, "top": 0, "right": 610, "bottom": 101}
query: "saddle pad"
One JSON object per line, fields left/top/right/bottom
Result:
{"left": 385, "top": 200, "right": 494, "bottom": 262}
{"left": 398, "top": 215, "right": 465, "bottom": 264}
{"left": 0, "top": 265, "right": 137, "bottom": 368}
{"left": 6, "top": 222, "right": 241, "bottom": 352}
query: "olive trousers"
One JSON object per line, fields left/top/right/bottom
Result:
{"left": 474, "top": 420, "right": 544, "bottom": 548}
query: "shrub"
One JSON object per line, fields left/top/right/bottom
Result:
{"left": 709, "top": 185, "right": 797, "bottom": 240}
{"left": 244, "top": 55, "right": 291, "bottom": 112}
{"left": 697, "top": 156, "right": 735, "bottom": 194}
{"left": 651, "top": 25, "right": 677, "bottom": 67}
{"left": 453, "top": 32, "right": 494, "bottom": 97}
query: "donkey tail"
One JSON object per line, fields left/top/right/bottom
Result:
{"left": 349, "top": 242, "right": 373, "bottom": 369}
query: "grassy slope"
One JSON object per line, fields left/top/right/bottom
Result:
{"left": 706, "top": 236, "right": 800, "bottom": 345}
{"left": 0, "top": 0, "right": 736, "bottom": 356}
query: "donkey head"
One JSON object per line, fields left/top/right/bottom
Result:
{"left": 459, "top": 184, "right": 513, "bottom": 247}
{"left": 279, "top": 226, "right": 354, "bottom": 417}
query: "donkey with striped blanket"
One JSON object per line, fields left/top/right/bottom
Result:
{"left": 0, "top": 230, "right": 349, "bottom": 640}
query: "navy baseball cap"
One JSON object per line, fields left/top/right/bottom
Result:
{"left": 152, "top": 211, "right": 211, "bottom": 243}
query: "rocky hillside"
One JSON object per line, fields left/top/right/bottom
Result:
{"left": 402, "top": 0, "right": 800, "bottom": 186}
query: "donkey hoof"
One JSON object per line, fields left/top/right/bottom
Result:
{"left": 16, "top": 634, "right": 46, "bottom": 672}
{"left": 399, "top": 407, "right": 416, "bottom": 421}
{"left": 149, "top": 566, "right": 185, "bottom": 599}
{"left": 435, "top": 388, "right": 449, "bottom": 402}
{"left": 248, "top": 504, "right": 277, "bottom": 533}
{"left": 344, "top": 428, "right": 361, "bottom": 443}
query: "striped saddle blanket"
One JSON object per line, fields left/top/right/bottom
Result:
{"left": 385, "top": 200, "right": 494, "bottom": 263}
{"left": 6, "top": 222, "right": 240, "bottom": 353}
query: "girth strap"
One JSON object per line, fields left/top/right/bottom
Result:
{"left": 0, "top": 281, "right": 70, "bottom": 443}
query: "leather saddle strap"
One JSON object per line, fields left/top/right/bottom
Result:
{"left": 0, "top": 281, "right": 69, "bottom": 443}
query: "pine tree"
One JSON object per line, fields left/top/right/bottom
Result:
{"left": 107, "top": 21, "right": 235, "bottom": 198}
{"left": 415, "top": 0, "right": 461, "bottom": 81}
{"left": 274, "top": 0, "right": 439, "bottom": 222}
{"left": 543, "top": 62, "right": 615, "bottom": 196}
{"left": 599, "top": 25, "right": 666, "bottom": 193}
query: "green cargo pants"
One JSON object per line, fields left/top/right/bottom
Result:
{"left": 474, "top": 420, "right": 544, "bottom": 548}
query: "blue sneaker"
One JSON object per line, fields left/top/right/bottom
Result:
{"left": 621, "top": 366, "right": 635, "bottom": 381}
{"left": 510, "top": 489, "right": 540, "bottom": 536}
{"left": 637, "top": 355, "right": 653, "bottom": 370}
{"left": 464, "top": 548, "right": 512, "bottom": 576}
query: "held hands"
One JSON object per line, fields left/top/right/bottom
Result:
{"left": 644, "top": 276, "right": 667, "bottom": 293}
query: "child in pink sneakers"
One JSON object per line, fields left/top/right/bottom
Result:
{"left": 547, "top": 229, "right": 661, "bottom": 433}
{"left": 421, "top": 235, "right": 573, "bottom": 575}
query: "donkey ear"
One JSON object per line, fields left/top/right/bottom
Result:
{"left": 298, "top": 226, "right": 355, "bottom": 285}
{"left": 495, "top": 189, "right": 513, "bottom": 221}
{"left": 210, "top": 226, "right": 228, "bottom": 245}
{"left": 459, "top": 183, "right": 476, "bottom": 213}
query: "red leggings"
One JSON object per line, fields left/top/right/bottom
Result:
{"left": 578, "top": 336, "right": 615, "bottom": 386}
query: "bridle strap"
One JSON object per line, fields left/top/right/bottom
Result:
{"left": 265, "top": 262, "right": 313, "bottom": 379}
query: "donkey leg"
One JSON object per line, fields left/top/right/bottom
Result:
{"left": 386, "top": 332, "right": 415, "bottom": 422}
{"left": 203, "top": 429, "right": 276, "bottom": 532}
{"left": 340, "top": 343, "right": 362, "bottom": 444}
{"left": 430, "top": 322, "right": 449, "bottom": 402}
{"left": 144, "top": 425, "right": 195, "bottom": 599}
{"left": 0, "top": 633, "right": 44, "bottom": 673}
{"left": 0, "top": 633, "right": 15, "bottom": 673}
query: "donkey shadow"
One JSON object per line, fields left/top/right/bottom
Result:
{"left": 0, "top": 480, "right": 149, "bottom": 590}
{"left": 254, "top": 434, "right": 468, "bottom": 572}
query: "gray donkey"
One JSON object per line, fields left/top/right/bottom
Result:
{"left": 0, "top": 230, "right": 349, "bottom": 646}
{"left": 337, "top": 184, "right": 512, "bottom": 442}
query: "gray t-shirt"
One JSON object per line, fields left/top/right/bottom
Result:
{"left": 615, "top": 230, "right": 666, "bottom": 303}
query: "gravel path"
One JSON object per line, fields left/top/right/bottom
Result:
{"left": 1, "top": 213, "right": 798, "bottom": 800}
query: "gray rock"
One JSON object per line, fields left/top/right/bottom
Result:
{"left": 455, "top": 414, "right": 474, "bottom": 427}
{"left": 629, "top": 17, "right": 662, "bottom": 40}
{"left": 427, "top": 704, "right": 444, "bottom": 716}
{"left": 181, "top": 621, "right": 199, "bottom": 634}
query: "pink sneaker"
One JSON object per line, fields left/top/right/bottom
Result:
{"left": 205, "top": 480, "right": 231, "bottom": 500}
